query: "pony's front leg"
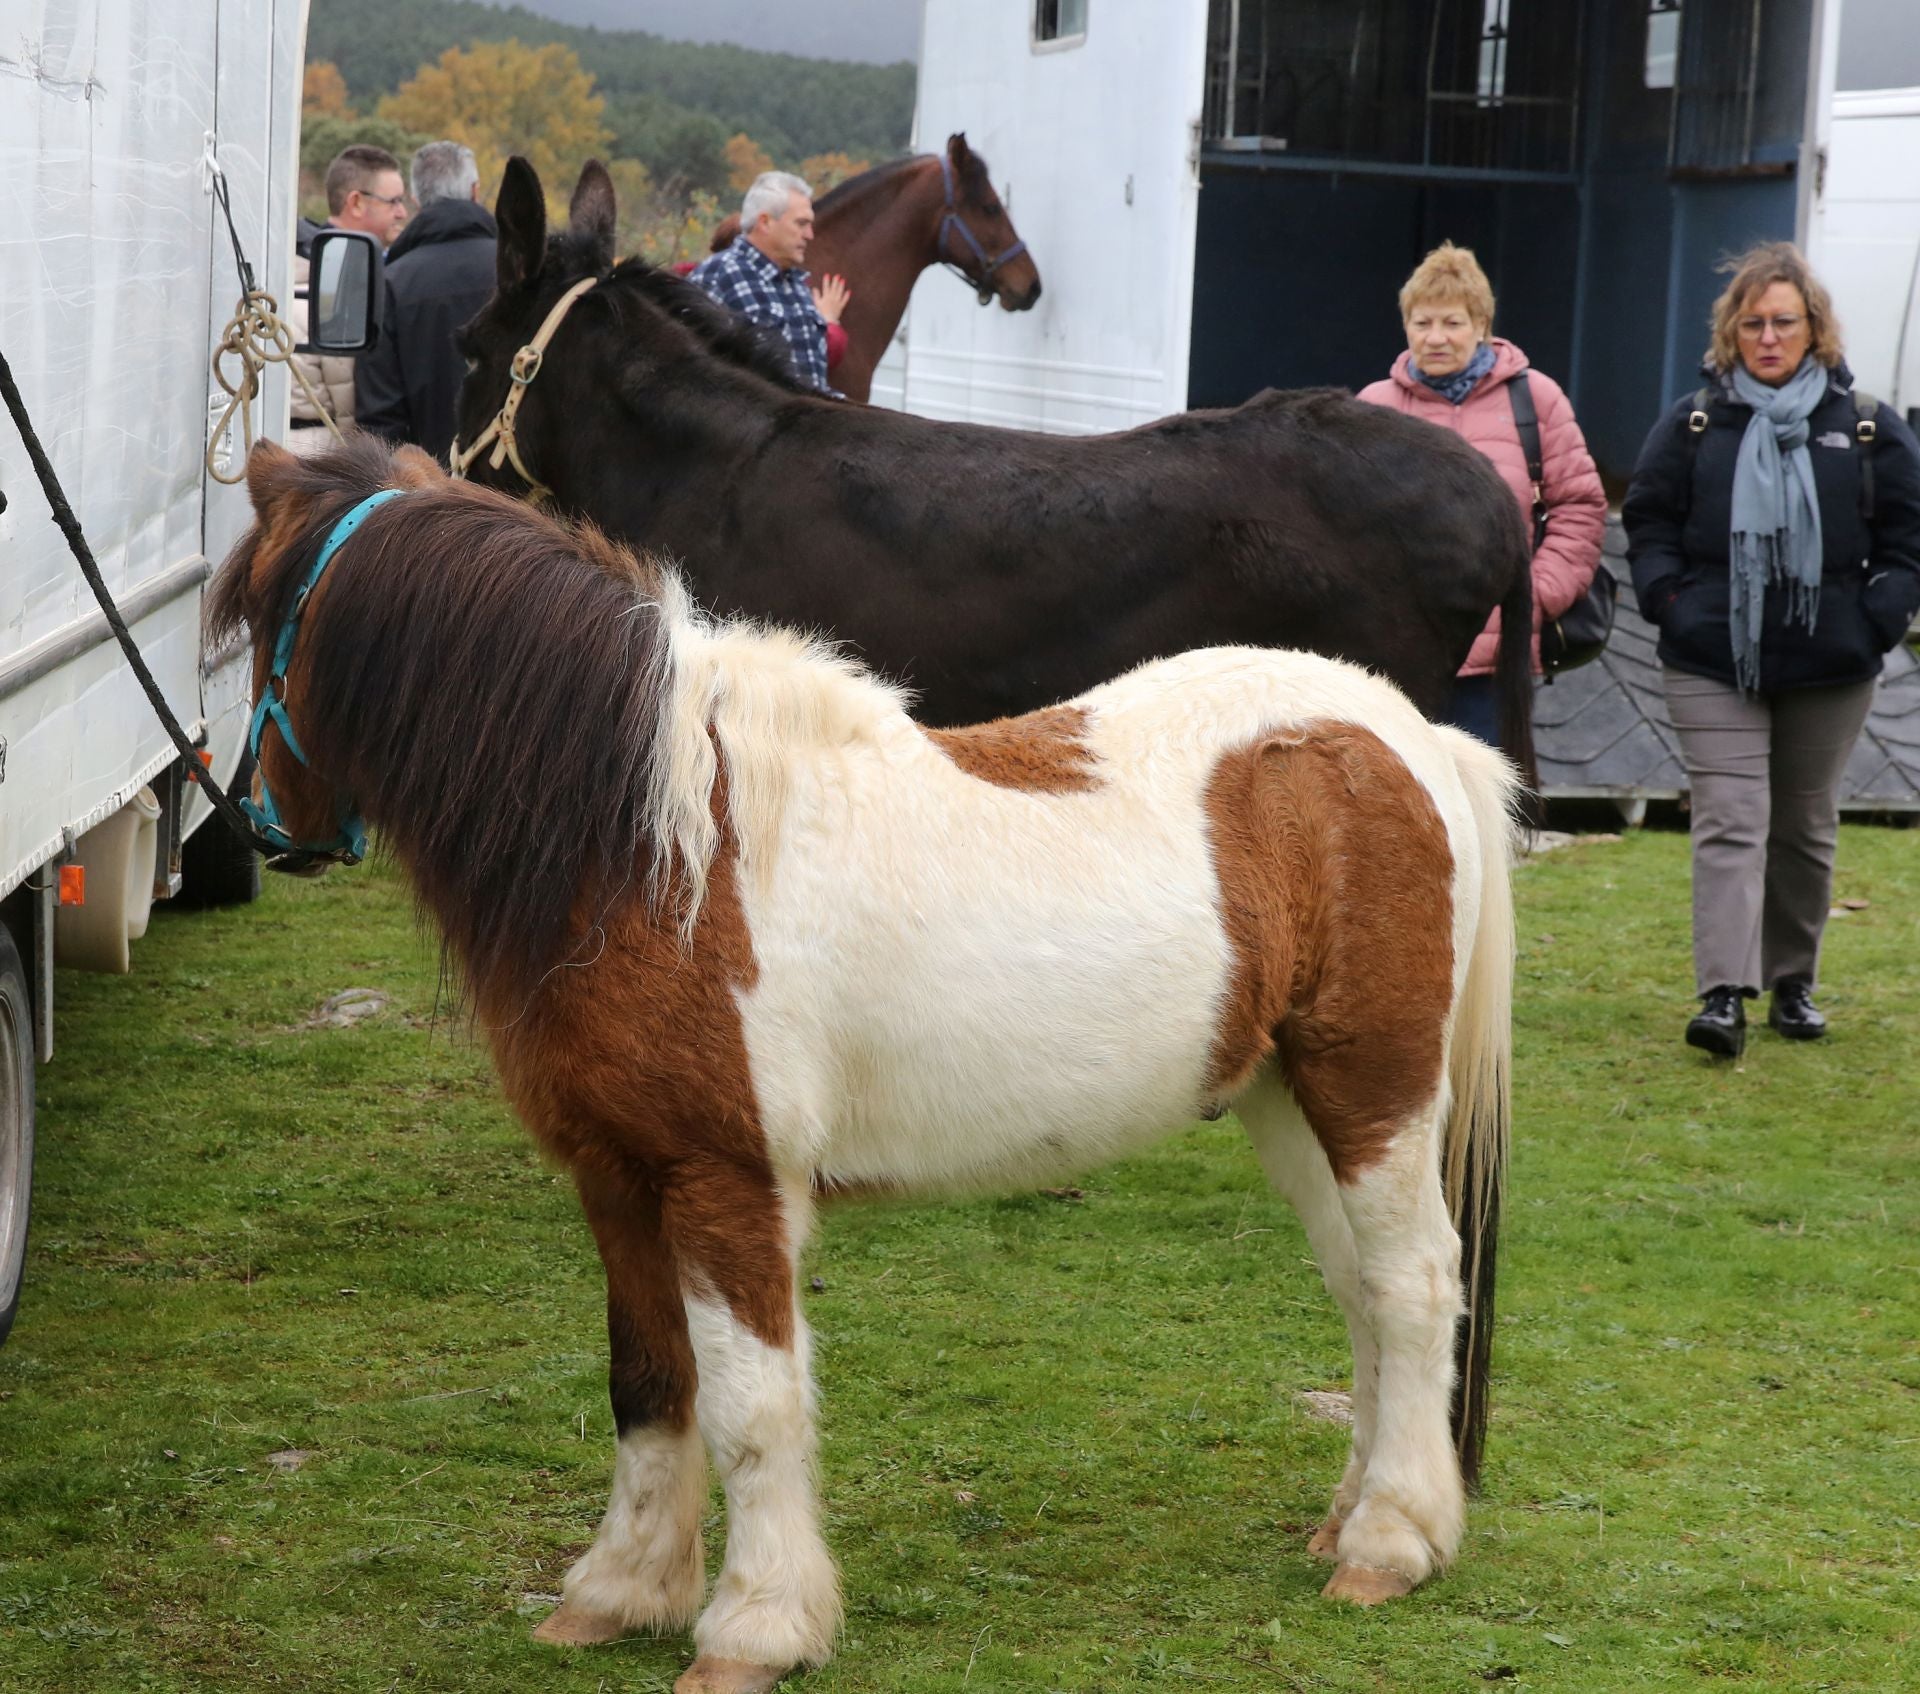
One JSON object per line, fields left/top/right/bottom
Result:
{"left": 677, "top": 1170, "right": 840, "bottom": 1694}
{"left": 535, "top": 1164, "right": 707, "bottom": 1646}
{"left": 1320, "top": 1104, "right": 1465, "bottom": 1604}
{"left": 1235, "top": 1076, "right": 1379, "bottom": 1562}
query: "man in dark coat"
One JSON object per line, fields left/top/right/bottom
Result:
{"left": 357, "top": 141, "right": 498, "bottom": 463}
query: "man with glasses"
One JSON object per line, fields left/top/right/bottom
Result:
{"left": 290, "top": 145, "right": 410, "bottom": 449}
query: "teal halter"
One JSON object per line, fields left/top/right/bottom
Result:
{"left": 240, "top": 488, "right": 404, "bottom": 865}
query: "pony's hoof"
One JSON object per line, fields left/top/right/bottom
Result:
{"left": 532, "top": 1602, "right": 632, "bottom": 1645}
{"left": 675, "top": 1657, "right": 789, "bottom": 1694}
{"left": 1306, "top": 1515, "right": 1344, "bottom": 1561}
{"left": 1322, "top": 1562, "right": 1416, "bottom": 1605}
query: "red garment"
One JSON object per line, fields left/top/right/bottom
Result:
{"left": 1358, "top": 337, "right": 1607, "bottom": 676}
{"left": 825, "top": 321, "right": 847, "bottom": 370}
{"left": 671, "top": 260, "right": 697, "bottom": 277}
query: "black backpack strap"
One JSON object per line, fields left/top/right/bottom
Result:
{"left": 1855, "top": 391, "right": 1879, "bottom": 523}
{"left": 1504, "top": 372, "right": 1547, "bottom": 549}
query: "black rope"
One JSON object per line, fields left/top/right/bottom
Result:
{"left": 0, "top": 345, "right": 283, "bottom": 860}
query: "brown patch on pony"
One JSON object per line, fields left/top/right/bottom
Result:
{"left": 1203, "top": 724, "right": 1455, "bottom": 1182}
{"left": 928, "top": 705, "right": 1100, "bottom": 794}
{"left": 495, "top": 796, "right": 795, "bottom": 1355}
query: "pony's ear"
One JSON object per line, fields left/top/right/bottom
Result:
{"left": 568, "top": 159, "right": 617, "bottom": 265}
{"left": 244, "top": 439, "right": 300, "bottom": 518}
{"left": 946, "top": 132, "right": 972, "bottom": 171}
{"left": 495, "top": 156, "right": 547, "bottom": 291}
{"left": 389, "top": 445, "right": 446, "bottom": 490}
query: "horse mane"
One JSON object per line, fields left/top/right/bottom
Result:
{"left": 594, "top": 253, "right": 813, "bottom": 394}
{"left": 209, "top": 436, "right": 901, "bottom": 1006}
{"left": 813, "top": 154, "right": 924, "bottom": 219}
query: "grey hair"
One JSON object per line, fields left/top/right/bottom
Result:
{"left": 741, "top": 170, "right": 813, "bottom": 233}
{"left": 410, "top": 141, "right": 479, "bottom": 206}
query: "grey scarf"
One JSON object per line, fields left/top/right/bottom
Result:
{"left": 1726, "top": 357, "right": 1828, "bottom": 691}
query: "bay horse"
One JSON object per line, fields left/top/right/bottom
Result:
{"left": 706, "top": 134, "right": 1043, "bottom": 403}
{"left": 215, "top": 434, "right": 1518, "bottom": 1694}
{"left": 455, "top": 159, "right": 1538, "bottom": 782}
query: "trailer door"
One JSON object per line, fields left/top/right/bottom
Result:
{"left": 899, "top": 0, "right": 1209, "bottom": 434}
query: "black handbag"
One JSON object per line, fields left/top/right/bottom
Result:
{"left": 1505, "top": 373, "right": 1615, "bottom": 676}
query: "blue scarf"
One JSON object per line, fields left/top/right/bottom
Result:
{"left": 1726, "top": 357, "right": 1828, "bottom": 692}
{"left": 1411, "top": 341, "right": 1496, "bottom": 405}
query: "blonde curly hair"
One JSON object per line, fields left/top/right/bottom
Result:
{"left": 1706, "top": 242, "right": 1844, "bottom": 374}
{"left": 1398, "top": 242, "right": 1496, "bottom": 334}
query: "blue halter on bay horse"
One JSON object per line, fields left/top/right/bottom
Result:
{"left": 215, "top": 432, "right": 1519, "bottom": 1694}
{"left": 453, "top": 159, "right": 1539, "bottom": 785}
{"left": 706, "top": 134, "right": 1043, "bottom": 403}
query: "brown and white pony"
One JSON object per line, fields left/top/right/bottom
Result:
{"left": 706, "top": 134, "right": 1042, "bottom": 402}
{"left": 212, "top": 436, "right": 1518, "bottom": 1694}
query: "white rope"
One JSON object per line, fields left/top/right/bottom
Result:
{"left": 207, "top": 289, "right": 345, "bottom": 484}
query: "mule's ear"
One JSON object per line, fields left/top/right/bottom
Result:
{"left": 495, "top": 155, "right": 547, "bottom": 291}
{"left": 389, "top": 444, "right": 446, "bottom": 490}
{"left": 568, "top": 159, "right": 617, "bottom": 265}
{"left": 244, "top": 439, "right": 300, "bottom": 517}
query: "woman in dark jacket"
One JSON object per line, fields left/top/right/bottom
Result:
{"left": 1625, "top": 242, "right": 1920, "bottom": 1057}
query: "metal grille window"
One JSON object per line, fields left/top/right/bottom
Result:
{"left": 1034, "top": 0, "right": 1088, "bottom": 46}
{"left": 1202, "top": 1, "right": 1583, "bottom": 176}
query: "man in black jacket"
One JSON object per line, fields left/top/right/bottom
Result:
{"left": 357, "top": 142, "right": 498, "bottom": 463}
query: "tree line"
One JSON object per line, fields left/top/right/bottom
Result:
{"left": 305, "top": 0, "right": 913, "bottom": 182}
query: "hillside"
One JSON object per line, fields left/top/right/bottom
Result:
{"left": 306, "top": 0, "right": 916, "bottom": 162}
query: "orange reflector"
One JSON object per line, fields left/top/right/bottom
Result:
{"left": 59, "top": 864, "right": 86, "bottom": 906}
{"left": 198, "top": 748, "right": 214, "bottom": 767}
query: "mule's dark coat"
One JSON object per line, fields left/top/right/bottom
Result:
{"left": 456, "top": 160, "right": 1536, "bottom": 776}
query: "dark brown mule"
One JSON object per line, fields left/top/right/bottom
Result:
{"left": 455, "top": 159, "right": 1539, "bottom": 780}
{"left": 706, "top": 134, "right": 1041, "bottom": 403}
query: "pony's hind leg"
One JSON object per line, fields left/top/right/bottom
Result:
{"left": 1312, "top": 1099, "right": 1464, "bottom": 1603}
{"left": 675, "top": 1166, "right": 840, "bottom": 1693}
{"left": 1235, "top": 1075, "right": 1378, "bottom": 1563}
{"left": 536, "top": 1163, "right": 707, "bottom": 1646}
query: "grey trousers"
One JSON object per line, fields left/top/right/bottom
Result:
{"left": 1663, "top": 669, "right": 1878, "bottom": 995}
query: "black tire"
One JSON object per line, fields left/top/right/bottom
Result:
{"left": 177, "top": 752, "right": 262, "bottom": 908}
{"left": 0, "top": 923, "right": 34, "bottom": 1348}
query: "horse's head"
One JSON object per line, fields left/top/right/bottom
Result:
{"left": 938, "top": 134, "right": 1042, "bottom": 313}
{"left": 208, "top": 436, "right": 443, "bottom": 872}
{"left": 456, "top": 158, "right": 808, "bottom": 500}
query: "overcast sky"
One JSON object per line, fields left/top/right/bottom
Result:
{"left": 489, "top": 0, "right": 923, "bottom": 65}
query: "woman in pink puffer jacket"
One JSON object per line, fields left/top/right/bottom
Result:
{"left": 1358, "top": 242, "right": 1607, "bottom": 743}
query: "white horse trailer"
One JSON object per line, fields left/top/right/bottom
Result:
{"left": 1815, "top": 85, "right": 1920, "bottom": 420}
{"left": 0, "top": 0, "right": 313, "bottom": 1342}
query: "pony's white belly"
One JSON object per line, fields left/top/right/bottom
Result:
{"left": 735, "top": 780, "right": 1234, "bottom": 1190}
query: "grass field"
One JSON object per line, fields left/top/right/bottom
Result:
{"left": 2, "top": 824, "right": 1917, "bottom": 1692}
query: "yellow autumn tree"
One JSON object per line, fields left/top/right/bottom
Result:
{"left": 798, "top": 152, "right": 869, "bottom": 195}
{"left": 724, "top": 133, "right": 774, "bottom": 191}
{"left": 303, "top": 61, "right": 354, "bottom": 119}
{"left": 377, "top": 40, "right": 612, "bottom": 205}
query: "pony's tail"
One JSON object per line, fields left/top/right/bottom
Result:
{"left": 1493, "top": 522, "right": 1538, "bottom": 800}
{"left": 1439, "top": 727, "right": 1520, "bottom": 1494}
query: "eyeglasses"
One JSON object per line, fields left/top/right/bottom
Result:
{"left": 357, "top": 190, "right": 408, "bottom": 208}
{"left": 1736, "top": 313, "right": 1805, "bottom": 340}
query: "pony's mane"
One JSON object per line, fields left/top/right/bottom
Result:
{"left": 209, "top": 437, "right": 901, "bottom": 1006}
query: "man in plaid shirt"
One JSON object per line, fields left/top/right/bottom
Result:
{"left": 690, "top": 171, "right": 847, "bottom": 396}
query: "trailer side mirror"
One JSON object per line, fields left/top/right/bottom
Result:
{"left": 302, "top": 229, "right": 382, "bottom": 356}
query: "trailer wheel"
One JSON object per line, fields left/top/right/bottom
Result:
{"left": 0, "top": 924, "right": 34, "bottom": 1347}
{"left": 177, "top": 754, "right": 261, "bottom": 908}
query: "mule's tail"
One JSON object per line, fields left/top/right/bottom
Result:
{"left": 1439, "top": 727, "right": 1520, "bottom": 1493}
{"left": 1493, "top": 524, "right": 1538, "bottom": 797}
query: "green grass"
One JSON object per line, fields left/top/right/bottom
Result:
{"left": 2, "top": 826, "right": 1918, "bottom": 1692}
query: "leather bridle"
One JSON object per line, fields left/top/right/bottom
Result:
{"left": 450, "top": 274, "right": 601, "bottom": 503}
{"left": 935, "top": 154, "right": 1029, "bottom": 306}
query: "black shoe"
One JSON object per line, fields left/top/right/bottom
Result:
{"left": 1686, "top": 984, "right": 1749, "bottom": 1057}
{"left": 1768, "top": 977, "right": 1827, "bottom": 1040}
